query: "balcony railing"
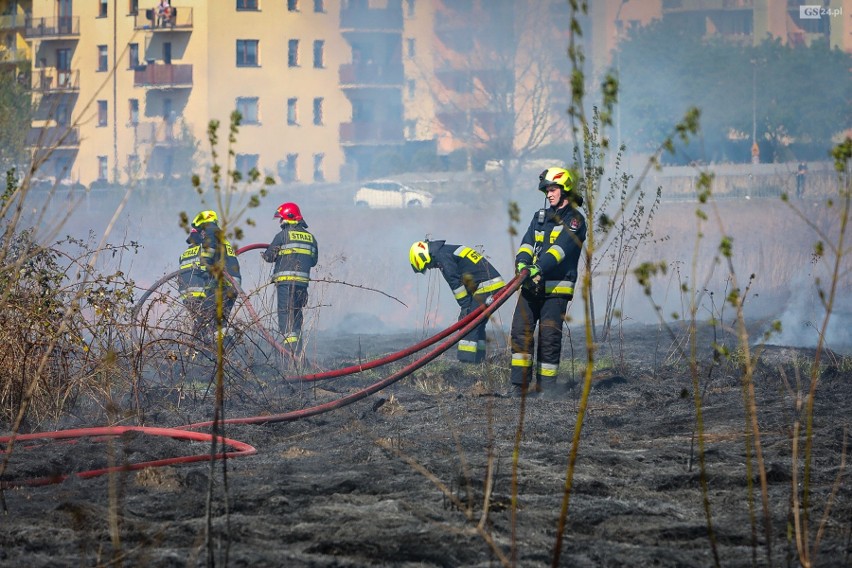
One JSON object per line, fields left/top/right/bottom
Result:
{"left": 339, "top": 121, "right": 403, "bottom": 145}
{"left": 339, "top": 63, "right": 404, "bottom": 86}
{"left": 0, "top": 48, "right": 29, "bottom": 65}
{"left": 136, "top": 121, "right": 181, "bottom": 145}
{"left": 26, "top": 126, "right": 80, "bottom": 148}
{"left": 134, "top": 6, "right": 193, "bottom": 31}
{"left": 32, "top": 69, "right": 79, "bottom": 93}
{"left": 24, "top": 16, "right": 80, "bottom": 39}
{"left": 340, "top": 5, "right": 402, "bottom": 30}
{"left": 134, "top": 63, "right": 193, "bottom": 88}
{"left": 0, "top": 13, "right": 30, "bottom": 30}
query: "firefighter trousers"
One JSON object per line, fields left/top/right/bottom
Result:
{"left": 276, "top": 284, "right": 308, "bottom": 355}
{"left": 457, "top": 305, "right": 487, "bottom": 363}
{"left": 510, "top": 289, "right": 569, "bottom": 388}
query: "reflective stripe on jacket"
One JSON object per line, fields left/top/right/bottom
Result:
{"left": 515, "top": 203, "right": 586, "bottom": 298}
{"left": 429, "top": 241, "right": 505, "bottom": 311}
{"left": 263, "top": 222, "right": 318, "bottom": 287}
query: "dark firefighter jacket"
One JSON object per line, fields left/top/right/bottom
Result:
{"left": 198, "top": 223, "right": 241, "bottom": 287}
{"left": 514, "top": 202, "right": 586, "bottom": 298}
{"left": 262, "top": 221, "right": 318, "bottom": 287}
{"left": 428, "top": 240, "right": 505, "bottom": 312}
{"left": 178, "top": 230, "right": 208, "bottom": 300}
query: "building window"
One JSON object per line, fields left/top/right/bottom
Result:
{"left": 127, "top": 154, "right": 140, "bottom": 176}
{"left": 313, "top": 40, "right": 324, "bottom": 69}
{"left": 56, "top": 101, "right": 70, "bottom": 125}
{"left": 313, "top": 0, "right": 324, "bottom": 12}
{"left": 406, "top": 79, "right": 415, "bottom": 98}
{"left": 405, "top": 119, "right": 417, "bottom": 139}
{"left": 97, "top": 100, "right": 108, "bottom": 127}
{"left": 312, "top": 97, "right": 323, "bottom": 125}
{"left": 97, "top": 45, "right": 108, "bottom": 71}
{"left": 129, "top": 99, "right": 139, "bottom": 124}
{"left": 128, "top": 43, "right": 139, "bottom": 69}
{"left": 97, "top": 156, "right": 108, "bottom": 180}
{"left": 236, "top": 97, "right": 259, "bottom": 124}
{"left": 129, "top": 0, "right": 139, "bottom": 16}
{"left": 236, "top": 39, "right": 259, "bottom": 67}
{"left": 406, "top": 0, "right": 415, "bottom": 17}
{"left": 313, "top": 153, "right": 324, "bottom": 182}
{"left": 237, "top": 0, "right": 259, "bottom": 10}
{"left": 288, "top": 39, "right": 299, "bottom": 67}
{"left": 288, "top": 0, "right": 299, "bottom": 11}
{"left": 406, "top": 38, "right": 415, "bottom": 58}
{"left": 98, "top": 0, "right": 108, "bottom": 18}
{"left": 235, "top": 154, "right": 259, "bottom": 176}
{"left": 287, "top": 97, "right": 298, "bottom": 125}
{"left": 279, "top": 154, "right": 298, "bottom": 182}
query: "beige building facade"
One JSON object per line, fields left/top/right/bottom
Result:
{"left": 10, "top": 0, "right": 850, "bottom": 187}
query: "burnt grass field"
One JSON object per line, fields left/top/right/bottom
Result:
{"left": 1, "top": 322, "right": 850, "bottom": 567}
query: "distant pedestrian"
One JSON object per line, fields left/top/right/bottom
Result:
{"left": 409, "top": 240, "right": 505, "bottom": 363}
{"left": 796, "top": 161, "right": 808, "bottom": 198}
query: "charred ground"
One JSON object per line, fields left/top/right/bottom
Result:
{"left": 1, "top": 322, "right": 850, "bottom": 567}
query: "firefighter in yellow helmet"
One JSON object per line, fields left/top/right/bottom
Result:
{"left": 511, "top": 167, "right": 586, "bottom": 397}
{"left": 410, "top": 239, "right": 505, "bottom": 363}
{"left": 177, "top": 226, "right": 210, "bottom": 339}
{"left": 262, "top": 202, "right": 318, "bottom": 360}
{"left": 191, "top": 210, "right": 242, "bottom": 342}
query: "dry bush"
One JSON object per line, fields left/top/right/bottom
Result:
{"left": 0, "top": 227, "right": 138, "bottom": 428}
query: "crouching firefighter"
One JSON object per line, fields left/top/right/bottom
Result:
{"left": 177, "top": 227, "right": 211, "bottom": 339}
{"left": 409, "top": 240, "right": 505, "bottom": 363}
{"left": 510, "top": 167, "right": 586, "bottom": 397}
{"left": 262, "top": 202, "right": 318, "bottom": 359}
{"left": 192, "top": 210, "right": 242, "bottom": 342}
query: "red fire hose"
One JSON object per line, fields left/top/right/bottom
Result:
{"left": 3, "top": 242, "right": 524, "bottom": 488}
{"left": 0, "top": 426, "right": 256, "bottom": 489}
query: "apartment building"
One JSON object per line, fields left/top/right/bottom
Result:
{"left": 591, "top": 0, "right": 851, "bottom": 74}
{"left": 22, "top": 0, "right": 351, "bottom": 186}
{"left": 16, "top": 0, "right": 846, "bottom": 188}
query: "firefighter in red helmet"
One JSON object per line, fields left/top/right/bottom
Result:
{"left": 410, "top": 239, "right": 505, "bottom": 363}
{"left": 262, "top": 202, "right": 318, "bottom": 361}
{"left": 510, "top": 167, "right": 586, "bottom": 398}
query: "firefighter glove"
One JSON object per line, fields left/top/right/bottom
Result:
{"left": 516, "top": 261, "right": 528, "bottom": 275}
{"left": 526, "top": 264, "right": 541, "bottom": 281}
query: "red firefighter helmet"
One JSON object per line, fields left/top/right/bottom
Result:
{"left": 274, "top": 202, "right": 303, "bottom": 222}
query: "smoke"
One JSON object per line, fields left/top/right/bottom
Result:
{"left": 765, "top": 263, "right": 852, "bottom": 353}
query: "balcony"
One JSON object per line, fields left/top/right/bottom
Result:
{"left": 133, "top": 6, "right": 193, "bottom": 31}
{"left": 339, "top": 121, "right": 403, "bottom": 145}
{"left": 339, "top": 63, "right": 404, "bottom": 86}
{"left": 136, "top": 121, "right": 181, "bottom": 146}
{"left": 26, "top": 126, "right": 80, "bottom": 149}
{"left": 24, "top": 16, "right": 80, "bottom": 39}
{"left": 134, "top": 63, "right": 193, "bottom": 88}
{"left": 32, "top": 69, "right": 79, "bottom": 93}
{"left": 0, "top": 48, "right": 29, "bottom": 66}
{"left": 0, "top": 13, "right": 30, "bottom": 30}
{"left": 340, "top": 5, "right": 402, "bottom": 30}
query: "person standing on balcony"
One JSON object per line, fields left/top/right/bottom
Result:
{"left": 156, "top": 0, "right": 171, "bottom": 27}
